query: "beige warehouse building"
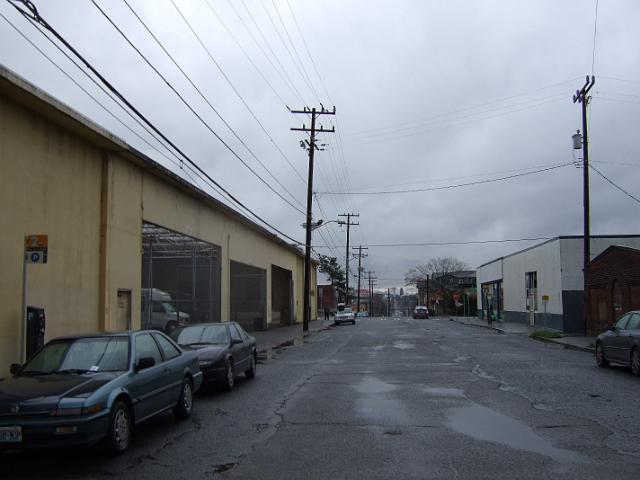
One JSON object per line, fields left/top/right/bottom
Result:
{"left": 0, "top": 66, "right": 316, "bottom": 374}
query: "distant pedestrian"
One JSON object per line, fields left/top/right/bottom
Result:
{"left": 324, "top": 308, "right": 331, "bottom": 322}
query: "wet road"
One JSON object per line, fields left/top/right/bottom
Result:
{"left": 4, "top": 317, "right": 640, "bottom": 479}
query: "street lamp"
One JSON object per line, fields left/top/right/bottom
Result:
{"left": 301, "top": 219, "right": 346, "bottom": 231}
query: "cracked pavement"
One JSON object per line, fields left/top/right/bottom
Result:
{"left": 4, "top": 317, "right": 640, "bottom": 479}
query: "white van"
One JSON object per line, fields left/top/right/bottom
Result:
{"left": 141, "top": 288, "right": 191, "bottom": 333}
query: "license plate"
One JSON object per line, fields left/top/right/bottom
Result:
{"left": 0, "top": 426, "right": 22, "bottom": 443}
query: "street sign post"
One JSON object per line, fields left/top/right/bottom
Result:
{"left": 21, "top": 234, "right": 48, "bottom": 361}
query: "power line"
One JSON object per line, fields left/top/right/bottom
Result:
{"left": 167, "top": 0, "right": 306, "bottom": 186}
{"left": 285, "top": 0, "right": 332, "bottom": 101}
{"left": 236, "top": 0, "right": 307, "bottom": 104}
{"left": 0, "top": 8, "right": 219, "bottom": 199}
{"left": 590, "top": 164, "right": 640, "bottom": 205}
{"left": 89, "top": 0, "right": 305, "bottom": 216}
{"left": 350, "top": 161, "right": 574, "bottom": 192}
{"left": 264, "top": 0, "right": 320, "bottom": 102}
{"left": 345, "top": 77, "right": 581, "bottom": 139}
{"left": 121, "top": 0, "right": 304, "bottom": 209}
{"left": 344, "top": 94, "right": 570, "bottom": 145}
{"left": 7, "top": 0, "right": 303, "bottom": 245}
{"left": 312, "top": 237, "right": 553, "bottom": 249}
{"left": 599, "top": 76, "right": 640, "bottom": 85}
{"left": 280, "top": 0, "right": 359, "bottom": 242}
{"left": 202, "top": 0, "right": 288, "bottom": 106}
{"left": 317, "top": 162, "right": 573, "bottom": 196}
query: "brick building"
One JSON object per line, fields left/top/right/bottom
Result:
{"left": 586, "top": 246, "right": 640, "bottom": 335}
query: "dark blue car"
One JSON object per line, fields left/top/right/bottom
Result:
{"left": 0, "top": 331, "right": 202, "bottom": 454}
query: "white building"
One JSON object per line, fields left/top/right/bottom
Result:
{"left": 476, "top": 235, "right": 640, "bottom": 333}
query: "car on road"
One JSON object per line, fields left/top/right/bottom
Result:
{"left": 596, "top": 310, "right": 640, "bottom": 375}
{"left": 335, "top": 307, "right": 356, "bottom": 325}
{"left": 356, "top": 311, "right": 369, "bottom": 318}
{"left": 412, "top": 306, "right": 430, "bottom": 319}
{"left": 171, "top": 322, "right": 257, "bottom": 391}
{"left": 0, "top": 331, "right": 202, "bottom": 454}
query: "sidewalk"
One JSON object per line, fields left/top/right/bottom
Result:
{"left": 448, "top": 316, "right": 596, "bottom": 353}
{"left": 250, "top": 318, "right": 333, "bottom": 359}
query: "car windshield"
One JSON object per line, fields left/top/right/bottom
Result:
{"left": 162, "top": 302, "right": 176, "bottom": 313}
{"left": 339, "top": 308, "right": 353, "bottom": 314}
{"left": 171, "top": 324, "right": 229, "bottom": 345}
{"left": 21, "top": 337, "right": 129, "bottom": 374}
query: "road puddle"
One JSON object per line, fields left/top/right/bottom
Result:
{"left": 392, "top": 341, "right": 416, "bottom": 350}
{"left": 354, "top": 377, "right": 396, "bottom": 394}
{"left": 446, "top": 404, "right": 586, "bottom": 463}
{"left": 353, "top": 377, "right": 409, "bottom": 423}
{"left": 422, "top": 387, "right": 465, "bottom": 398}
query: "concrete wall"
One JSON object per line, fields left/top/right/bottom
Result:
{"left": 0, "top": 73, "right": 315, "bottom": 375}
{"left": 0, "top": 94, "right": 103, "bottom": 369}
{"left": 502, "top": 239, "right": 563, "bottom": 316}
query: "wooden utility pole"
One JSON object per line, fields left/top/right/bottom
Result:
{"left": 573, "top": 75, "right": 595, "bottom": 334}
{"left": 291, "top": 106, "right": 335, "bottom": 331}
{"left": 352, "top": 246, "right": 368, "bottom": 314}
{"left": 338, "top": 213, "right": 359, "bottom": 307}
{"left": 367, "top": 270, "right": 376, "bottom": 316}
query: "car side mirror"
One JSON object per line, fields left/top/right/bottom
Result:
{"left": 231, "top": 339, "right": 243, "bottom": 345}
{"left": 135, "top": 357, "right": 155, "bottom": 371}
{"left": 607, "top": 324, "right": 616, "bottom": 332}
{"left": 10, "top": 363, "right": 21, "bottom": 375}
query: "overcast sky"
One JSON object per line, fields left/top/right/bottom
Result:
{"left": 1, "top": 0, "right": 639, "bottom": 288}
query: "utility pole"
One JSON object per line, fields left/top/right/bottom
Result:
{"left": 426, "top": 274, "right": 430, "bottom": 311}
{"left": 352, "top": 246, "right": 368, "bottom": 314}
{"left": 338, "top": 213, "right": 359, "bottom": 308}
{"left": 369, "top": 274, "right": 377, "bottom": 316}
{"left": 291, "top": 106, "right": 335, "bottom": 332}
{"left": 573, "top": 75, "right": 595, "bottom": 334}
{"left": 366, "top": 270, "right": 376, "bottom": 316}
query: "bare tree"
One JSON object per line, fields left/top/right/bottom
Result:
{"left": 404, "top": 257, "right": 468, "bottom": 285}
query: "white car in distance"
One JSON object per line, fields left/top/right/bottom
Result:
{"left": 335, "top": 307, "right": 356, "bottom": 325}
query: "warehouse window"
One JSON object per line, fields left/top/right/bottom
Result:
{"left": 141, "top": 223, "right": 221, "bottom": 332}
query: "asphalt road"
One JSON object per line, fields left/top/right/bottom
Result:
{"left": 4, "top": 317, "right": 640, "bottom": 479}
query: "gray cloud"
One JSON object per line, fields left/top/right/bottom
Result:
{"left": 1, "top": 0, "right": 638, "bottom": 288}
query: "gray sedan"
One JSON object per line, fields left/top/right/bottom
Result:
{"left": 596, "top": 310, "right": 640, "bottom": 375}
{"left": 0, "top": 331, "right": 202, "bottom": 454}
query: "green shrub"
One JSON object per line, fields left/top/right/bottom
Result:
{"left": 530, "top": 330, "right": 562, "bottom": 340}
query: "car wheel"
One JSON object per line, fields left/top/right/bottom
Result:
{"left": 631, "top": 348, "right": 640, "bottom": 376}
{"left": 173, "top": 377, "right": 194, "bottom": 419}
{"left": 245, "top": 354, "right": 256, "bottom": 379}
{"left": 106, "top": 401, "right": 132, "bottom": 454}
{"left": 222, "top": 360, "right": 234, "bottom": 391}
{"left": 595, "top": 342, "right": 609, "bottom": 368}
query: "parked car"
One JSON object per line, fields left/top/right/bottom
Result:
{"left": 171, "top": 322, "right": 256, "bottom": 391}
{"left": 335, "top": 307, "right": 356, "bottom": 325}
{"left": 0, "top": 331, "right": 202, "bottom": 454}
{"left": 413, "top": 306, "right": 429, "bottom": 319}
{"left": 596, "top": 310, "right": 640, "bottom": 375}
{"left": 356, "top": 311, "right": 369, "bottom": 318}
{"left": 141, "top": 288, "right": 191, "bottom": 333}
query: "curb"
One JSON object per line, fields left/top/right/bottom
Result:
{"left": 256, "top": 325, "right": 333, "bottom": 358}
{"left": 539, "top": 337, "right": 595, "bottom": 354}
{"left": 449, "top": 317, "right": 505, "bottom": 334}
{"left": 449, "top": 317, "right": 596, "bottom": 354}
